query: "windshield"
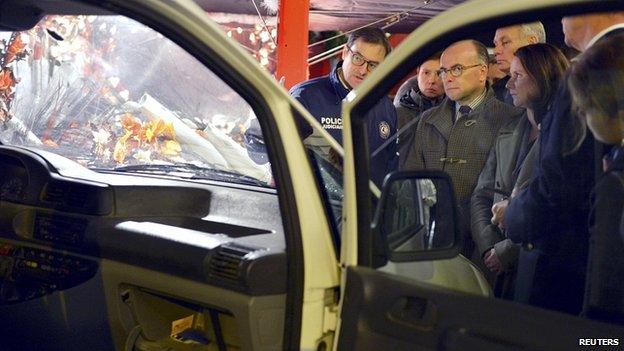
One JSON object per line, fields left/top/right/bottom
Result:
{"left": 0, "top": 15, "right": 272, "bottom": 186}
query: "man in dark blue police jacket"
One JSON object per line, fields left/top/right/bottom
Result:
{"left": 290, "top": 27, "right": 397, "bottom": 187}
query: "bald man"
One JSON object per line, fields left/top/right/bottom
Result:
{"left": 403, "top": 40, "right": 523, "bottom": 258}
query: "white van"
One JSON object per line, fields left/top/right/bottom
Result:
{"left": 0, "top": 0, "right": 621, "bottom": 350}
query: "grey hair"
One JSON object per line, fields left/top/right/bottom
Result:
{"left": 520, "top": 22, "right": 546, "bottom": 43}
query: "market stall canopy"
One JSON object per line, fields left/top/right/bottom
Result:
{"left": 195, "top": 0, "right": 465, "bottom": 33}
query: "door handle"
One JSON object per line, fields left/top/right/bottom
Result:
{"left": 387, "top": 296, "right": 437, "bottom": 331}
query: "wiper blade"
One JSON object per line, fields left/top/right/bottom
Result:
{"left": 93, "top": 163, "right": 267, "bottom": 187}
{"left": 105, "top": 163, "right": 203, "bottom": 173}
{"left": 191, "top": 167, "right": 267, "bottom": 187}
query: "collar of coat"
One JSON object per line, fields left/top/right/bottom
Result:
{"left": 498, "top": 109, "right": 528, "bottom": 135}
{"left": 421, "top": 87, "right": 500, "bottom": 136}
{"left": 329, "top": 61, "right": 350, "bottom": 101}
{"left": 398, "top": 88, "right": 444, "bottom": 111}
{"left": 606, "top": 144, "right": 624, "bottom": 172}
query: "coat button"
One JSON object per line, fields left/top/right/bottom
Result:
{"left": 526, "top": 243, "right": 534, "bottom": 250}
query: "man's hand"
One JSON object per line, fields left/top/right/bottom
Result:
{"left": 484, "top": 248, "right": 503, "bottom": 275}
{"left": 491, "top": 199, "right": 509, "bottom": 230}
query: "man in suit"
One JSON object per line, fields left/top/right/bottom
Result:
{"left": 503, "top": 12, "right": 624, "bottom": 315}
{"left": 492, "top": 22, "right": 546, "bottom": 104}
{"left": 402, "top": 40, "right": 523, "bottom": 257}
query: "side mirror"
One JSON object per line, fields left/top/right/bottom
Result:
{"left": 373, "top": 170, "right": 461, "bottom": 263}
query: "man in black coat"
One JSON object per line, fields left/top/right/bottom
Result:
{"left": 492, "top": 22, "right": 546, "bottom": 104}
{"left": 394, "top": 52, "right": 445, "bottom": 167}
{"left": 503, "top": 12, "right": 624, "bottom": 315}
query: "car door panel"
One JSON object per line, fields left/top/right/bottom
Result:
{"left": 338, "top": 266, "right": 624, "bottom": 351}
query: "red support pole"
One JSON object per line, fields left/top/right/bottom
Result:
{"left": 276, "top": 0, "right": 310, "bottom": 90}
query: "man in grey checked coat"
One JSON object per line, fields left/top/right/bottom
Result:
{"left": 402, "top": 40, "right": 523, "bottom": 258}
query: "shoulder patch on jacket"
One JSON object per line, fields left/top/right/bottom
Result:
{"left": 379, "top": 121, "right": 390, "bottom": 139}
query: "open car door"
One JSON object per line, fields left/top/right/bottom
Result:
{"left": 336, "top": 0, "right": 624, "bottom": 350}
{"left": 338, "top": 265, "right": 623, "bottom": 350}
{"left": 0, "top": 1, "right": 345, "bottom": 350}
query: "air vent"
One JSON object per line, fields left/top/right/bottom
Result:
{"left": 42, "top": 182, "right": 87, "bottom": 208}
{"left": 34, "top": 213, "right": 87, "bottom": 246}
{"left": 42, "top": 182, "right": 64, "bottom": 205}
{"left": 208, "top": 244, "right": 258, "bottom": 284}
{"left": 64, "top": 186, "right": 87, "bottom": 208}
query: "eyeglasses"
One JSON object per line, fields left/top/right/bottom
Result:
{"left": 437, "top": 63, "right": 483, "bottom": 78}
{"left": 346, "top": 47, "right": 380, "bottom": 72}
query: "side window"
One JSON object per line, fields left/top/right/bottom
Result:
{"left": 0, "top": 15, "right": 273, "bottom": 187}
{"left": 295, "top": 110, "right": 344, "bottom": 246}
{"left": 377, "top": 179, "right": 455, "bottom": 254}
